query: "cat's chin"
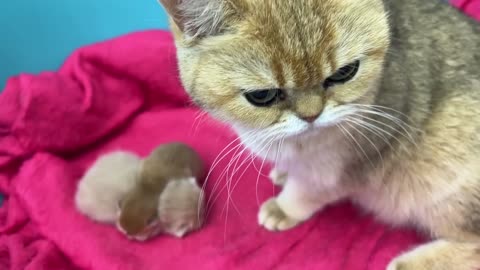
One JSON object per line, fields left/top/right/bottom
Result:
{"left": 290, "top": 124, "right": 341, "bottom": 142}
{"left": 233, "top": 122, "right": 332, "bottom": 149}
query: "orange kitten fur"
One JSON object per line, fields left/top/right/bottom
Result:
{"left": 159, "top": 0, "right": 480, "bottom": 269}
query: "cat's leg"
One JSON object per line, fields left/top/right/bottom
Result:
{"left": 268, "top": 168, "right": 288, "bottom": 186}
{"left": 387, "top": 240, "right": 480, "bottom": 270}
{"left": 258, "top": 179, "right": 344, "bottom": 231}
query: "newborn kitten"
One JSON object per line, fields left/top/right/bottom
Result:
{"left": 159, "top": 0, "right": 480, "bottom": 269}
{"left": 75, "top": 151, "right": 141, "bottom": 223}
{"left": 117, "top": 143, "right": 205, "bottom": 240}
{"left": 157, "top": 177, "right": 205, "bottom": 238}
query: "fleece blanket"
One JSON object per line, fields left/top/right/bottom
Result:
{"left": 0, "top": 5, "right": 477, "bottom": 270}
{"left": 452, "top": 0, "right": 480, "bottom": 20}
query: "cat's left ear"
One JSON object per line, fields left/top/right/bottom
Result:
{"left": 158, "top": 0, "right": 238, "bottom": 39}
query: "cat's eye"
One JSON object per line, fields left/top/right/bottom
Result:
{"left": 244, "top": 89, "right": 285, "bottom": 107}
{"left": 324, "top": 60, "right": 360, "bottom": 88}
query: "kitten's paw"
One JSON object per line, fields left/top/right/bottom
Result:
{"left": 269, "top": 169, "right": 287, "bottom": 186}
{"left": 258, "top": 198, "right": 300, "bottom": 231}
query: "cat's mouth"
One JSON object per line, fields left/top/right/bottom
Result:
{"left": 297, "top": 125, "right": 323, "bottom": 138}
{"left": 292, "top": 119, "right": 345, "bottom": 141}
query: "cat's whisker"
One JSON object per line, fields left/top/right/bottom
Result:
{"left": 203, "top": 142, "right": 244, "bottom": 219}
{"left": 203, "top": 140, "right": 242, "bottom": 202}
{"left": 345, "top": 119, "right": 385, "bottom": 171}
{"left": 215, "top": 145, "right": 245, "bottom": 222}
{"left": 345, "top": 116, "right": 394, "bottom": 150}
{"left": 223, "top": 131, "right": 279, "bottom": 212}
{"left": 254, "top": 134, "right": 281, "bottom": 206}
{"left": 222, "top": 138, "right": 256, "bottom": 218}
{"left": 348, "top": 107, "right": 420, "bottom": 148}
{"left": 251, "top": 157, "right": 269, "bottom": 177}
{"left": 225, "top": 134, "right": 281, "bottom": 221}
{"left": 338, "top": 123, "right": 375, "bottom": 168}
{"left": 275, "top": 135, "right": 287, "bottom": 194}
{"left": 203, "top": 131, "right": 256, "bottom": 218}
{"left": 344, "top": 116, "right": 402, "bottom": 172}
{"left": 246, "top": 132, "right": 276, "bottom": 178}
{"left": 273, "top": 134, "right": 287, "bottom": 166}
{"left": 273, "top": 136, "right": 282, "bottom": 168}
{"left": 366, "top": 107, "right": 421, "bottom": 137}
{"left": 203, "top": 136, "right": 245, "bottom": 189}
{"left": 348, "top": 114, "right": 411, "bottom": 153}
{"left": 210, "top": 140, "right": 248, "bottom": 218}
{"left": 336, "top": 123, "right": 361, "bottom": 158}
{"left": 190, "top": 110, "right": 209, "bottom": 136}
{"left": 219, "top": 133, "right": 274, "bottom": 239}
{"left": 228, "top": 151, "right": 258, "bottom": 208}
{"left": 352, "top": 104, "right": 416, "bottom": 123}
{"left": 209, "top": 131, "right": 268, "bottom": 219}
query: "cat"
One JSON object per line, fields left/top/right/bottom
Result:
{"left": 158, "top": 0, "right": 480, "bottom": 269}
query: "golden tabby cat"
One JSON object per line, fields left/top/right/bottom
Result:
{"left": 158, "top": 0, "right": 480, "bottom": 269}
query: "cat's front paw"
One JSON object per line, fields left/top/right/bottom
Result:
{"left": 258, "top": 198, "right": 300, "bottom": 231}
{"left": 269, "top": 169, "right": 287, "bottom": 186}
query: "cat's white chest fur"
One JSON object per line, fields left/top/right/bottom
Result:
{"left": 244, "top": 130, "right": 349, "bottom": 192}
{"left": 354, "top": 185, "right": 416, "bottom": 227}
{"left": 246, "top": 131, "right": 431, "bottom": 229}
{"left": 282, "top": 141, "right": 344, "bottom": 190}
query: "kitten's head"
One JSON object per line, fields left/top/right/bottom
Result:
{"left": 160, "top": 0, "right": 390, "bottom": 141}
{"left": 117, "top": 190, "right": 160, "bottom": 241}
{"left": 157, "top": 178, "right": 205, "bottom": 238}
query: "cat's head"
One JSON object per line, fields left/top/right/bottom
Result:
{"left": 160, "top": 0, "right": 390, "bottom": 142}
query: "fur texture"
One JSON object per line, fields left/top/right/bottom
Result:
{"left": 75, "top": 151, "right": 141, "bottom": 223}
{"left": 159, "top": 0, "right": 480, "bottom": 269}
{"left": 158, "top": 177, "right": 205, "bottom": 238}
{"left": 117, "top": 143, "right": 205, "bottom": 239}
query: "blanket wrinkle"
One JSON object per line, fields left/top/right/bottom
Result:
{"left": 268, "top": 223, "right": 316, "bottom": 270}
{"left": 1, "top": 8, "right": 478, "bottom": 266}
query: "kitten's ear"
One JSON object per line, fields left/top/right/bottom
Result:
{"left": 158, "top": 0, "right": 233, "bottom": 38}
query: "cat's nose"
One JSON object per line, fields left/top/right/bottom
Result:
{"left": 300, "top": 114, "right": 320, "bottom": 123}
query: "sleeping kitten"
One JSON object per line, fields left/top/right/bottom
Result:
{"left": 158, "top": 0, "right": 480, "bottom": 269}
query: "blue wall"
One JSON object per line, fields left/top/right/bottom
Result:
{"left": 0, "top": 0, "right": 170, "bottom": 89}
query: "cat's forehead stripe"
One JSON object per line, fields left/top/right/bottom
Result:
{"left": 247, "top": 0, "right": 337, "bottom": 89}
{"left": 270, "top": 57, "right": 286, "bottom": 87}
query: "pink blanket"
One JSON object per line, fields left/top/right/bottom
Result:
{"left": 0, "top": 30, "right": 424, "bottom": 270}
{"left": 452, "top": 0, "right": 480, "bottom": 20}
{"left": 3, "top": 4, "right": 479, "bottom": 268}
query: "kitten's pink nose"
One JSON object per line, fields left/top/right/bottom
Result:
{"left": 300, "top": 114, "right": 320, "bottom": 123}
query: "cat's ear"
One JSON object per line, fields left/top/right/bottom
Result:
{"left": 158, "top": 0, "right": 232, "bottom": 39}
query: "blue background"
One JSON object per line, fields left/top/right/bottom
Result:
{"left": 0, "top": 0, "right": 170, "bottom": 89}
{"left": 0, "top": 1, "right": 170, "bottom": 204}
